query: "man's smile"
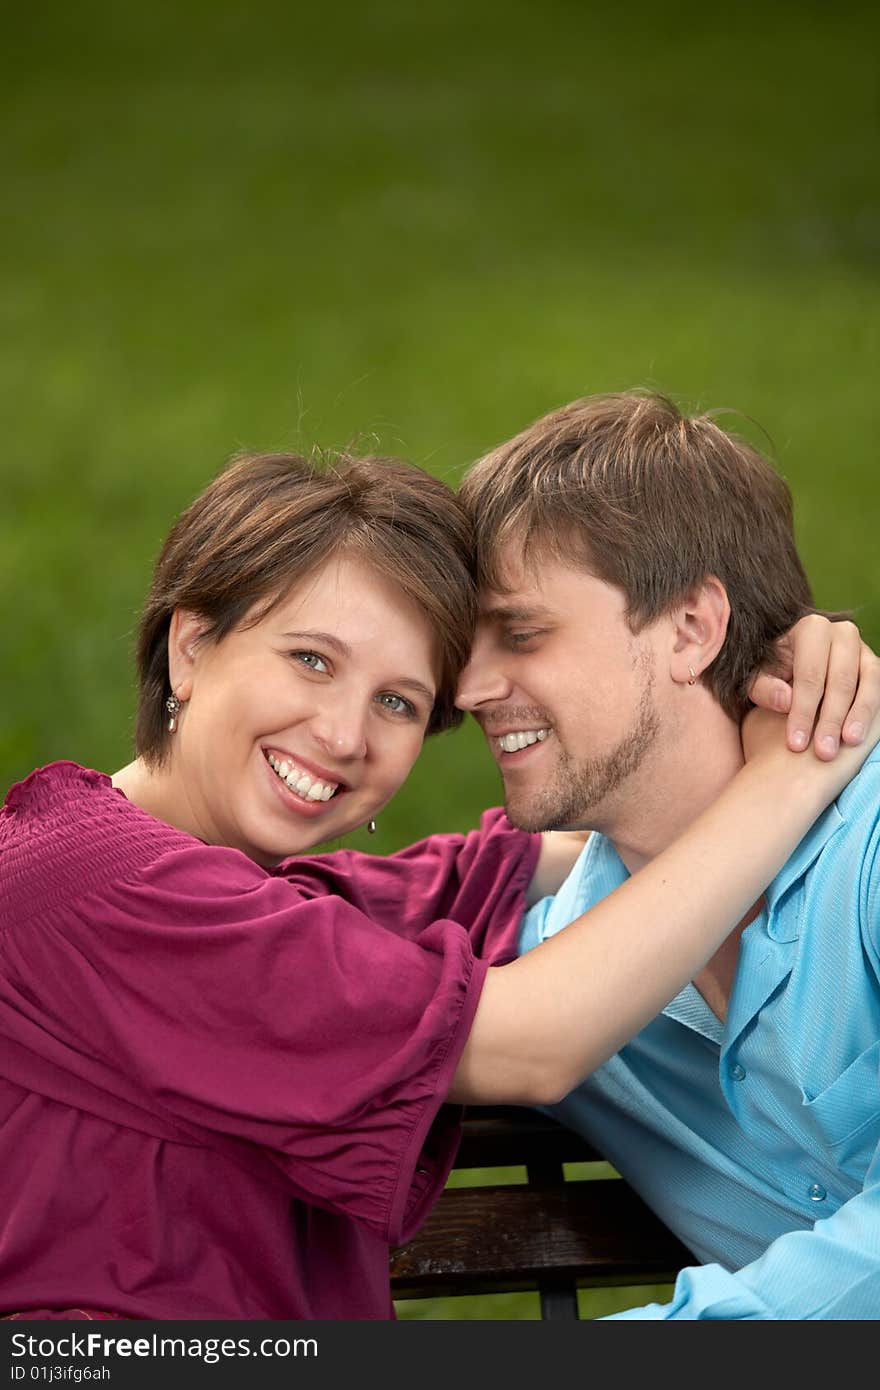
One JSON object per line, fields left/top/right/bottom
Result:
{"left": 494, "top": 728, "right": 551, "bottom": 755}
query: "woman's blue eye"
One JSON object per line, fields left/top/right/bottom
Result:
{"left": 293, "top": 651, "right": 329, "bottom": 673}
{"left": 378, "top": 692, "right": 416, "bottom": 717}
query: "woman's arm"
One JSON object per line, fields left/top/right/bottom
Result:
{"left": 451, "top": 711, "right": 879, "bottom": 1105}
{"left": 527, "top": 830, "right": 590, "bottom": 904}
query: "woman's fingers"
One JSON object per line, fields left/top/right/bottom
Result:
{"left": 801, "top": 619, "right": 861, "bottom": 759}
{"left": 841, "top": 642, "right": 880, "bottom": 747}
{"left": 748, "top": 615, "right": 880, "bottom": 758}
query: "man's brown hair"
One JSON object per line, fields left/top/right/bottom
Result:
{"left": 136, "top": 450, "right": 477, "bottom": 764}
{"left": 460, "top": 391, "right": 814, "bottom": 717}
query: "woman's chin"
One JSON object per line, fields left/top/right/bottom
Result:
{"left": 247, "top": 806, "right": 372, "bottom": 867}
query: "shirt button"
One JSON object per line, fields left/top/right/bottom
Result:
{"left": 808, "top": 1183, "right": 826, "bottom": 1202}
{"left": 730, "top": 1062, "right": 746, "bottom": 1081}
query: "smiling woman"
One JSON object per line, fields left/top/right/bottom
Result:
{"left": 114, "top": 452, "right": 475, "bottom": 865}
{"left": 118, "top": 552, "right": 444, "bottom": 866}
{"left": 0, "top": 447, "right": 877, "bottom": 1322}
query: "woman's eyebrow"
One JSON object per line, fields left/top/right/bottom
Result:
{"left": 280, "top": 629, "right": 350, "bottom": 654}
{"left": 392, "top": 677, "right": 436, "bottom": 702}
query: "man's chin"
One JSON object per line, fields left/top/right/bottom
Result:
{"left": 503, "top": 797, "right": 576, "bottom": 835}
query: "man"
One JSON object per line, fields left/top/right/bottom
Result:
{"left": 456, "top": 391, "right": 880, "bottom": 1319}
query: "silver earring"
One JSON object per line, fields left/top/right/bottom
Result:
{"left": 165, "top": 692, "right": 182, "bottom": 732}
{"left": 687, "top": 666, "right": 697, "bottom": 686}
{"left": 367, "top": 819, "right": 377, "bottom": 835}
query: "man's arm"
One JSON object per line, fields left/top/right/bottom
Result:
{"left": 603, "top": 1144, "right": 880, "bottom": 1319}
{"left": 604, "top": 811, "right": 880, "bottom": 1322}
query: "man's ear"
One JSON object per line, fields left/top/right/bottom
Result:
{"left": 668, "top": 577, "right": 730, "bottom": 686}
{"left": 167, "top": 610, "right": 208, "bottom": 700}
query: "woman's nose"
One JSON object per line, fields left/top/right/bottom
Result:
{"left": 309, "top": 705, "right": 369, "bottom": 761}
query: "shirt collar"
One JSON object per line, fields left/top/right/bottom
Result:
{"left": 763, "top": 799, "right": 845, "bottom": 933}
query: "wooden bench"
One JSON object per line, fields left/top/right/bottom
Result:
{"left": 391, "top": 1107, "right": 692, "bottom": 1319}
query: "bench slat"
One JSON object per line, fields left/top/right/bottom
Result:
{"left": 391, "top": 1178, "right": 692, "bottom": 1301}
{"left": 455, "top": 1106, "right": 602, "bottom": 1169}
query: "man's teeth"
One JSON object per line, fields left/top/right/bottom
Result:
{"left": 498, "top": 729, "right": 549, "bottom": 754}
{"left": 267, "top": 754, "right": 338, "bottom": 802}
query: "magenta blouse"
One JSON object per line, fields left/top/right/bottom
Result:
{"left": 0, "top": 762, "right": 539, "bottom": 1320}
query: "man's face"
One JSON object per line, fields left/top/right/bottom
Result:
{"left": 455, "top": 539, "right": 663, "bottom": 832}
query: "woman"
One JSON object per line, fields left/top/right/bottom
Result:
{"left": 0, "top": 449, "right": 875, "bottom": 1320}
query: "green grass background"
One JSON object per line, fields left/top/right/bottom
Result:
{"left": 1, "top": 0, "right": 878, "bottom": 1318}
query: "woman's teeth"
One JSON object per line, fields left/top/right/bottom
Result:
{"left": 498, "top": 729, "right": 549, "bottom": 754}
{"left": 267, "top": 753, "right": 339, "bottom": 802}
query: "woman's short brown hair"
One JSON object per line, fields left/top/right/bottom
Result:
{"left": 136, "top": 450, "right": 477, "bottom": 764}
{"left": 460, "top": 391, "right": 815, "bottom": 719}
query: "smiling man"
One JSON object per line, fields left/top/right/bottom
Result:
{"left": 456, "top": 392, "right": 880, "bottom": 1319}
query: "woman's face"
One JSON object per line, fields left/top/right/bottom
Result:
{"left": 165, "top": 553, "right": 440, "bottom": 866}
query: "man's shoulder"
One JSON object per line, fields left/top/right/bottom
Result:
{"left": 812, "top": 748, "right": 880, "bottom": 963}
{"left": 834, "top": 750, "right": 880, "bottom": 845}
{"left": 772, "top": 748, "right": 880, "bottom": 900}
{"left": 787, "top": 747, "right": 880, "bottom": 941}
{"left": 835, "top": 743, "right": 880, "bottom": 828}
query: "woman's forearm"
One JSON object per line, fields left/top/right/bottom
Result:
{"left": 452, "top": 746, "right": 857, "bottom": 1105}
{"left": 526, "top": 829, "right": 592, "bottom": 905}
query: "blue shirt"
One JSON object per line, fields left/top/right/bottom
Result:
{"left": 519, "top": 747, "right": 880, "bottom": 1319}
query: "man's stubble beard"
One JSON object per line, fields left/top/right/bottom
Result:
{"left": 503, "top": 658, "right": 662, "bottom": 834}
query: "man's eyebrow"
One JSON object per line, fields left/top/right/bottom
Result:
{"left": 479, "top": 605, "right": 554, "bottom": 623}
{"left": 280, "top": 631, "right": 435, "bottom": 703}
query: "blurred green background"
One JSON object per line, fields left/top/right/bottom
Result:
{"left": 2, "top": 0, "right": 878, "bottom": 1319}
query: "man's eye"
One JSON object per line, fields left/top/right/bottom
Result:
{"left": 506, "top": 630, "right": 540, "bottom": 648}
{"left": 377, "top": 692, "right": 417, "bottom": 717}
{"left": 292, "top": 651, "right": 329, "bottom": 673}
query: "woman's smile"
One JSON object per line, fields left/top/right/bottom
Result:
{"left": 262, "top": 747, "right": 348, "bottom": 816}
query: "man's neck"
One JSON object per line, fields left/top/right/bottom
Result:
{"left": 608, "top": 695, "right": 745, "bottom": 875}
{"left": 604, "top": 695, "right": 752, "bottom": 1024}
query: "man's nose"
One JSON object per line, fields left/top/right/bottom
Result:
{"left": 455, "top": 637, "right": 512, "bottom": 711}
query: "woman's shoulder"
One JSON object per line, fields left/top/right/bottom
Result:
{"left": 4, "top": 759, "right": 168, "bottom": 833}
{"left": 1, "top": 760, "right": 202, "bottom": 924}
{"left": 4, "top": 759, "right": 112, "bottom": 812}
{"left": 1, "top": 761, "right": 305, "bottom": 931}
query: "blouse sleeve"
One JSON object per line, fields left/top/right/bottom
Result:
{"left": 0, "top": 844, "right": 495, "bottom": 1244}
{"left": 278, "top": 807, "right": 541, "bottom": 963}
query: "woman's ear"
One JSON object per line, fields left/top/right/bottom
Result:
{"left": 668, "top": 576, "right": 731, "bottom": 686}
{"left": 167, "top": 610, "right": 207, "bottom": 701}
